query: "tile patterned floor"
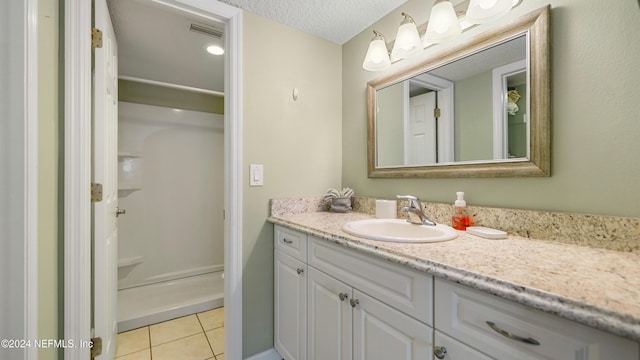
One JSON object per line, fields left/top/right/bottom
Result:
{"left": 115, "top": 307, "right": 225, "bottom": 360}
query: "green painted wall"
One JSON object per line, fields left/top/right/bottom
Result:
{"left": 342, "top": 0, "right": 640, "bottom": 218}
{"left": 376, "top": 82, "right": 405, "bottom": 166}
{"left": 242, "top": 12, "right": 342, "bottom": 357}
{"left": 38, "top": 0, "right": 59, "bottom": 359}
{"left": 455, "top": 70, "right": 493, "bottom": 161}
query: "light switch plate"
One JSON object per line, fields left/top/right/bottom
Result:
{"left": 250, "top": 164, "right": 264, "bottom": 186}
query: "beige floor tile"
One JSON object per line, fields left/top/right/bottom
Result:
{"left": 197, "top": 307, "right": 224, "bottom": 330}
{"left": 152, "top": 333, "right": 213, "bottom": 360}
{"left": 150, "top": 315, "right": 203, "bottom": 346}
{"left": 205, "top": 327, "right": 225, "bottom": 355}
{"left": 115, "top": 348, "right": 150, "bottom": 360}
{"left": 215, "top": 354, "right": 224, "bottom": 360}
{"left": 115, "top": 327, "right": 150, "bottom": 358}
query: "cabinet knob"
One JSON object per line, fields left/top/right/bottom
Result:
{"left": 433, "top": 346, "right": 447, "bottom": 359}
{"left": 116, "top": 207, "right": 126, "bottom": 217}
{"left": 296, "top": 268, "right": 304, "bottom": 275}
{"left": 339, "top": 293, "right": 348, "bottom": 301}
{"left": 349, "top": 298, "right": 359, "bottom": 308}
{"left": 486, "top": 321, "right": 540, "bottom": 345}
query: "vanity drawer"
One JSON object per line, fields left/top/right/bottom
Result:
{"left": 434, "top": 278, "right": 639, "bottom": 360}
{"left": 275, "top": 225, "right": 307, "bottom": 262}
{"left": 308, "top": 236, "right": 432, "bottom": 325}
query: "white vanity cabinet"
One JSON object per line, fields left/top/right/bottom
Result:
{"left": 434, "top": 278, "right": 639, "bottom": 360}
{"left": 274, "top": 225, "right": 639, "bottom": 360}
{"left": 307, "top": 267, "right": 352, "bottom": 360}
{"left": 433, "top": 331, "right": 493, "bottom": 360}
{"left": 275, "top": 225, "right": 433, "bottom": 360}
{"left": 307, "top": 266, "right": 433, "bottom": 360}
{"left": 274, "top": 226, "right": 308, "bottom": 360}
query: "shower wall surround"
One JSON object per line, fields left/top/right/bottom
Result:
{"left": 271, "top": 196, "right": 640, "bottom": 252}
{"left": 117, "top": 102, "right": 224, "bottom": 289}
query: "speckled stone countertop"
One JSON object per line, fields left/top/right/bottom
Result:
{"left": 268, "top": 211, "right": 640, "bottom": 343}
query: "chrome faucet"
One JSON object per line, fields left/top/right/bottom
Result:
{"left": 396, "top": 195, "right": 436, "bottom": 226}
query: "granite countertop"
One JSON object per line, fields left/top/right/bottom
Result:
{"left": 268, "top": 211, "right": 640, "bottom": 343}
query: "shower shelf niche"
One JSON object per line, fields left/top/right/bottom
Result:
{"left": 118, "top": 183, "right": 143, "bottom": 197}
{"left": 118, "top": 256, "right": 143, "bottom": 268}
{"left": 118, "top": 151, "right": 143, "bottom": 159}
{"left": 118, "top": 151, "right": 144, "bottom": 197}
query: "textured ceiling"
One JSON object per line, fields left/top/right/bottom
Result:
{"left": 107, "top": 0, "right": 410, "bottom": 94}
{"left": 218, "top": 0, "right": 408, "bottom": 44}
{"left": 108, "top": 0, "right": 226, "bottom": 92}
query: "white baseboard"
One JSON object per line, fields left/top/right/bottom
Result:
{"left": 244, "top": 348, "right": 283, "bottom": 360}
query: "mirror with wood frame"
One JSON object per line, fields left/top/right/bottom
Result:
{"left": 367, "top": 6, "right": 550, "bottom": 178}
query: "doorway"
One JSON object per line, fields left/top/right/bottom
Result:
{"left": 63, "top": 1, "right": 243, "bottom": 359}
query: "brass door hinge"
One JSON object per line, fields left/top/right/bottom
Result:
{"left": 91, "top": 183, "right": 103, "bottom": 203}
{"left": 434, "top": 107, "right": 441, "bottom": 118}
{"left": 92, "top": 28, "right": 103, "bottom": 48}
{"left": 90, "top": 337, "right": 102, "bottom": 358}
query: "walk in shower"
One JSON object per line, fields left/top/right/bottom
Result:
{"left": 116, "top": 101, "right": 224, "bottom": 332}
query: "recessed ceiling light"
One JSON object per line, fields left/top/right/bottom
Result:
{"left": 206, "top": 45, "right": 224, "bottom": 55}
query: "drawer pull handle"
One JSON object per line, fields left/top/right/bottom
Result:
{"left": 486, "top": 321, "right": 541, "bottom": 345}
{"left": 350, "top": 298, "right": 359, "bottom": 308}
{"left": 282, "top": 238, "right": 293, "bottom": 244}
{"left": 433, "top": 346, "right": 447, "bottom": 359}
{"left": 296, "top": 268, "right": 304, "bottom": 275}
{"left": 339, "top": 293, "right": 348, "bottom": 301}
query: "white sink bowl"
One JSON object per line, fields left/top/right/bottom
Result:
{"left": 342, "top": 218, "right": 458, "bottom": 243}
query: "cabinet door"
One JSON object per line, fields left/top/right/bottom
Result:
{"left": 307, "top": 267, "right": 352, "bottom": 360}
{"left": 434, "top": 331, "right": 494, "bottom": 360}
{"left": 352, "top": 290, "right": 433, "bottom": 360}
{"left": 275, "top": 251, "right": 307, "bottom": 360}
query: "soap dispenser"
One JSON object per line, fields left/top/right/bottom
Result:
{"left": 452, "top": 191, "right": 470, "bottom": 230}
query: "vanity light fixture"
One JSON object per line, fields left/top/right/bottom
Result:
{"left": 362, "top": 0, "right": 523, "bottom": 71}
{"left": 362, "top": 31, "right": 391, "bottom": 71}
{"left": 391, "top": 13, "right": 423, "bottom": 60}
{"left": 424, "top": 0, "right": 462, "bottom": 44}
{"left": 465, "top": 0, "right": 513, "bottom": 24}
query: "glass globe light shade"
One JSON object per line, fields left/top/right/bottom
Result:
{"left": 424, "top": 0, "right": 462, "bottom": 44}
{"left": 391, "top": 14, "right": 423, "bottom": 60}
{"left": 362, "top": 32, "right": 391, "bottom": 71}
{"left": 465, "top": 0, "right": 513, "bottom": 24}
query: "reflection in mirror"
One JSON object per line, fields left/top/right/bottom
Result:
{"left": 368, "top": 6, "right": 550, "bottom": 178}
{"left": 376, "top": 35, "right": 527, "bottom": 167}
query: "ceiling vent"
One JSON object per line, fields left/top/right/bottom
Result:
{"left": 189, "top": 23, "right": 224, "bottom": 39}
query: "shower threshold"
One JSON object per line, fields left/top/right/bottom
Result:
{"left": 117, "top": 271, "right": 224, "bottom": 332}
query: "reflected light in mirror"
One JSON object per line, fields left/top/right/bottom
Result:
{"left": 465, "top": 0, "right": 513, "bottom": 24}
{"left": 363, "top": 31, "right": 392, "bottom": 71}
{"left": 424, "top": 0, "right": 461, "bottom": 43}
{"left": 391, "top": 13, "right": 423, "bottom": 60}
{"left": 206, "top": 44, "right": 225, "bottom": 55}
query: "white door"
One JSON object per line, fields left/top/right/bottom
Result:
{"left": 93, "top": 0, "right": 119, "bottom": 358}
{"left": 407, "top": 92, "right": 437, "bottom": 165}
{"left": 274, "top": 251, "right": 307, "bottom": 360}
{"left": 307, "top": 267, "right": 352, "bottom": 360}
{"left": 352, "top": 290, "right": 432, "bottom": 360}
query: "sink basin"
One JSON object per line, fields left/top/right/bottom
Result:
{"left": 342, "top": 218, "right": 458, "bottom": 243}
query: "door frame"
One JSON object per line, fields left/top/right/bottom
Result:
{"left": 3, "top": 0, "right": 39, "bottom": 359}
{"left": 492, "top": 59, "right": 527, "bottom": 160}
{"left": 63, "top": 0, "right": 243, "bottom": 359}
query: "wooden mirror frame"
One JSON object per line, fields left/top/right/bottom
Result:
{"left": 367, "top": 6, "right": 550, "bottom": 178}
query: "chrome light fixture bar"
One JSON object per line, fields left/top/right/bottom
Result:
{"left": 363, "top": 0, "right": 522, "bottom": 71}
